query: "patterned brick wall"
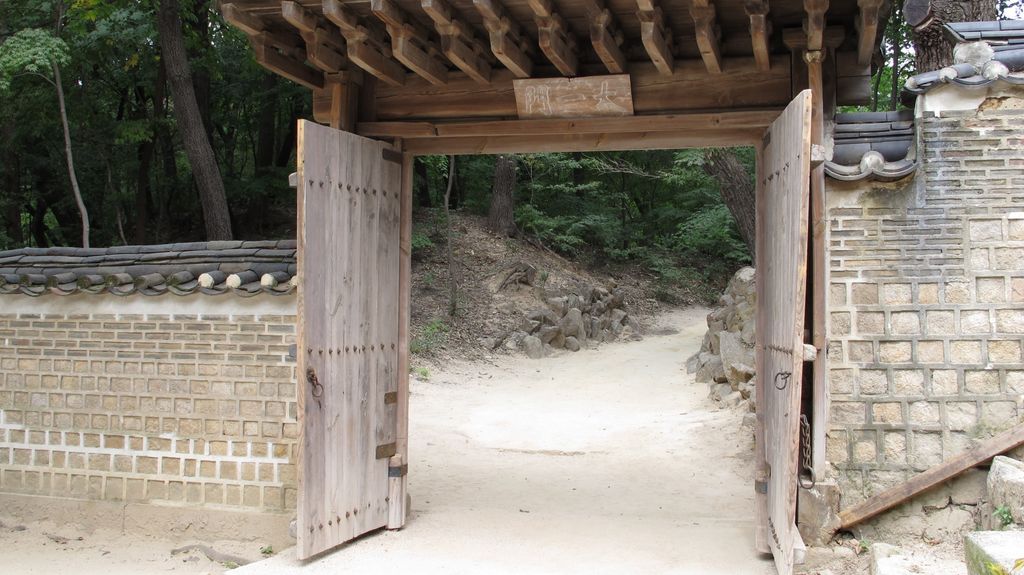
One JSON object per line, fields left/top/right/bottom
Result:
{"left": 0, "top": 300, "right": 299, "bottom": 512}
{"left": 826, "top": 104, "right": 1024, "bottom": 504}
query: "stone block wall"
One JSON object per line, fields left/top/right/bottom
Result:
{"left": 826, "top": 103, "right": 1024, "bottom": 505}
{"left": 0, "top": 297, "right": 299, "bottom": 513}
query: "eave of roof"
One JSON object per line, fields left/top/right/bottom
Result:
{"left": 0, "top": 240, "right": 297, "bottom": 297}
{"left": 825, "top": 110, "right": 917, "bottom": 183}
{"left": 904, "top": 20, "right": 1024, "bottom": 96}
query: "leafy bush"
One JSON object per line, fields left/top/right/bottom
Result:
{"left": 672, "top": 205, "right": 750, "bottom": 265}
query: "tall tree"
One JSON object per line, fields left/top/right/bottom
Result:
{"left": 904, "top": 0, "right": 998, "bottom": 71}
{"left": 156, "top": 0, "right": 233, "bottom": 240}
{"left": 487, "top": 155, "right": 518, "bottom": 237}
{"left": 702, "top": 149, "right": 755, "bottom": 257}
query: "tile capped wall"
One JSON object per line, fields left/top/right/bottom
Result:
{"left": 827, "top": 107, "right": 1024, "bottom": 505}
{"left": 0, "top": 308, "right": 298, "bottom": 511}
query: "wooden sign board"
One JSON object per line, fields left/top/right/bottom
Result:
{"left": 513, "top": 74, "right": 634, "bottom": 119}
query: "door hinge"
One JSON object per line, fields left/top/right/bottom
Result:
{"left": 755, "top": 480, "right": 768, "bottom": 494}
{"left": 376, "top": 442, "right": 397, "bottom": 459}
{"left": 384, "top": 391, "right": 398, "bottom": 405}
{"left": 388, "top": 464, "right": 408, "bottom": 478}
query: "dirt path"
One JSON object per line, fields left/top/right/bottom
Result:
{"left": 240, "top": 306, "right": 775, "bottom": 575}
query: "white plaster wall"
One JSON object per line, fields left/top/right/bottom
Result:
{"left": 0, "top": 292, "right": 296, "bottom": 316}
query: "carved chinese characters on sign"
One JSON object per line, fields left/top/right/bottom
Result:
{"left": 513, "top": 74, "right": 634, "bottom": 119}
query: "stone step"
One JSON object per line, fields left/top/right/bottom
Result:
{"left": 964, "top": 531, "right": 1024, "bottom": 575}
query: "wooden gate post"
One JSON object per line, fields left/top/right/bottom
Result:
{"left": 388, "top": 148, "right": 413, "bottom": 529}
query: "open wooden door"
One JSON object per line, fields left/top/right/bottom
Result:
{"left": 754, "top": 90, "right": 813, "bottom": 575}
{"left": 296, "top": 120, "right": 405, "bottom": 559}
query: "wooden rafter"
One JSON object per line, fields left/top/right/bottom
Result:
{"left": 221, "top": 4, "right": 324, "bottom": 90}
{"left": 472, "top": 0, "right": 534, "bottom": 78}
{"left": 372, "top": 0, "right": 450, "bottom": 85}
{"left": 582, "top": 0, "right": 627, "bottom": 74}
{"left": 323, "top": 0, "right": 406, "bottom": 87}
{"left": 856, "top": 0, "right": 884, "bottom": 66}
{"left": 421, "top": 0, "right": 493, "bottom": 84}
{"left": 281, "top": 1, "right": 346, "bottom": 73}
{"left": 250, "top": 32, "right": 325, "bottom": 90}
{"left": 804, "top": 0, "right": 829, "bottom": 51}
{"left": 690, "top": 0, "right": 723, "bottom": 74}
{"left": 526, "top": 0, "right": 578, "bottom": 76}
{"left": 636, "top": 0, "right": 673, "bottom": 76}
{"left": 745, "top": 0, "right": 772, "bottom": 71}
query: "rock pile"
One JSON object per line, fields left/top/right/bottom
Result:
{"left": 687, "top": 267, "right": 757, "bottom": 406}
{"left": 505, "top": 282, "right": 640, "bottom": 358}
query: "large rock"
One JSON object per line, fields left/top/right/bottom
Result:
{"left": 559, "top": 308, "right": 585, "bottom": 338}
{"left": 564, "top": 336, "right": 581, "bottom": 352}
{"left": 522, "top": 336, "right": 545, "bottom": 359}
{"left": 988, "top": 455, "right": 1024, "bottom": 524}
{"left": 719, "top": 331, "right": 755, "bottom": 387}
{"left": 965, "top": 531, "right": 1024, "bottom": 575}
{"left": 695, "top": 355, "right": 726, "bottom": 384}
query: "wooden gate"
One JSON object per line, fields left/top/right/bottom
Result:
{"left": 296, "top": 120, "right": 405, "bottom": 559}
{"left": 754, "top": 90, "right": 813, "bottom": 575}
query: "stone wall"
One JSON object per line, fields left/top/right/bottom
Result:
{"left": 826, "top": 99, "right": 1024, "bottom": 506}
{"left": 0, "top": 294, "right": 299, "bottom": 516}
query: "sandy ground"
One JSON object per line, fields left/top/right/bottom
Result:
{"left": 0, "top": 516, "right": 266, "bottom": 574}
{"left": 240, "top": 306, "right": 775, "bottom": 575}
{"left": 0, "top": 307, "right": 775, "bottom": 575}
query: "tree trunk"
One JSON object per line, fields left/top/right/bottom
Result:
{"left": 487, "top": 155, "right": 518, "bottom": 237}
{"left": 157, "top": 0, "right": 233, "bottom": 240}
{"left": 53, "top": 61, "right": 90, "bottom": 248}
{"left": 255, "top": 75, "right": 278, "bottom": 172}
{"left": 3, "top": 122, "right": 23, "bottom": 246}
{"left": 904, "top": 0, "right": 997, "bottom": 72}
{"left": 414, "top": 157, "right": 432, "bottom": 207}
{"left": 443, "top": 156, "right": 458, "bottom": 316}
{"left": 703, "top": 149, "right": 756, "bottom": 257}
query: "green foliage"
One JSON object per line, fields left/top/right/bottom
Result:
{"left": 410, "top": 318, "right": 448, "bottom": 355}
{"left": 0, "top": 28, "right": 70, "bottom": 92}
{"left": 672, "top": 205, "right": 750, "bottom": 265}
{"left": 259, "top": 545, "right": 274, "bottom": 556}
{"left": 994, "top": 505, "right": 1014, "bottom": 528}
{"left": 411, "top": 366, "right": 430, "bottom": 380}
{"left": 411, "top": 230, "right": 435, "bottom": 259}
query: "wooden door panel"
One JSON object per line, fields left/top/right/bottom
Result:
{"left": 755, "top": 90, "right": 812, "bottom": 575}
{"left": 296, "top": 120, "right": 402, "bottom": 560}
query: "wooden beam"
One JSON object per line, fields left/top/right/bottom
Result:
{"left": 421, "top": 0, "right": 493, "bottom": 84}
{"left": 323, "top": 0, "right": 407, "bottom": 87}
{"left": 581, "top": 0, "right": 626, "bottom": 74}
{"left": 400, "top": 128, "right": 762, "bottom": 154}
{"left": 374, "top": 55, "right": 793, "bottom": 121}
{"left": 745, "top": 0, "right": 772, "bottom": 72}
{"left": 526, "top": 0, "right": 578, "bottom": 76}
{"left": 839, "top": 423, "right": 1024, "bottom": 530}
{"left": 856, "top": 0, "right": 884, "bottom": 67}
{"left": 690, "top": 0, "right": 723, "bottom": 74}
{"left": 804, "top": 0, "right": 829, "bottom": 51}
{"left": 249, "top": 32, "right": 324, "bottom": 90}
{"left": 472, "top": 0, "right": 534, "bottom": 78}
{"left": 222, "top": 3, "right": 305, "bottom": 60}
{"left": 281, "top": 1, "right": 346, "bottom": 73}
{"left": 372, "top": 0, "right": 449, "bottom": 85}
{"left": 636, "top": 0, "right": 674, "bottom": 76}
{"left": 358, "top": 110, "right": 779, "bottom": 138}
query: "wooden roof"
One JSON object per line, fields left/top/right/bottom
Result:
{"left": 220, "top": 0, "right": 886, "bottom": 152}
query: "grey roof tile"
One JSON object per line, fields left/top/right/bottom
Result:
{"left": 0, "top": 240, "right": 296, "bottom": 297}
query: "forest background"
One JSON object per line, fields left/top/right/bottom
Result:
{"left": 1, "top": 0, "right": 1021, "bottom": 302}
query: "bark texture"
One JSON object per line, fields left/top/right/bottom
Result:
{"left": 487, "top": 155, "right": 518, "bottom": 237}
{"left": 703, "top": 149, "right": 756, "bottom": 257}
{"left": 904, "top": 0, "right": 997, "bottom": 72}
{"left": 156, "top": 0, "right": 233, "bottom": 240}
